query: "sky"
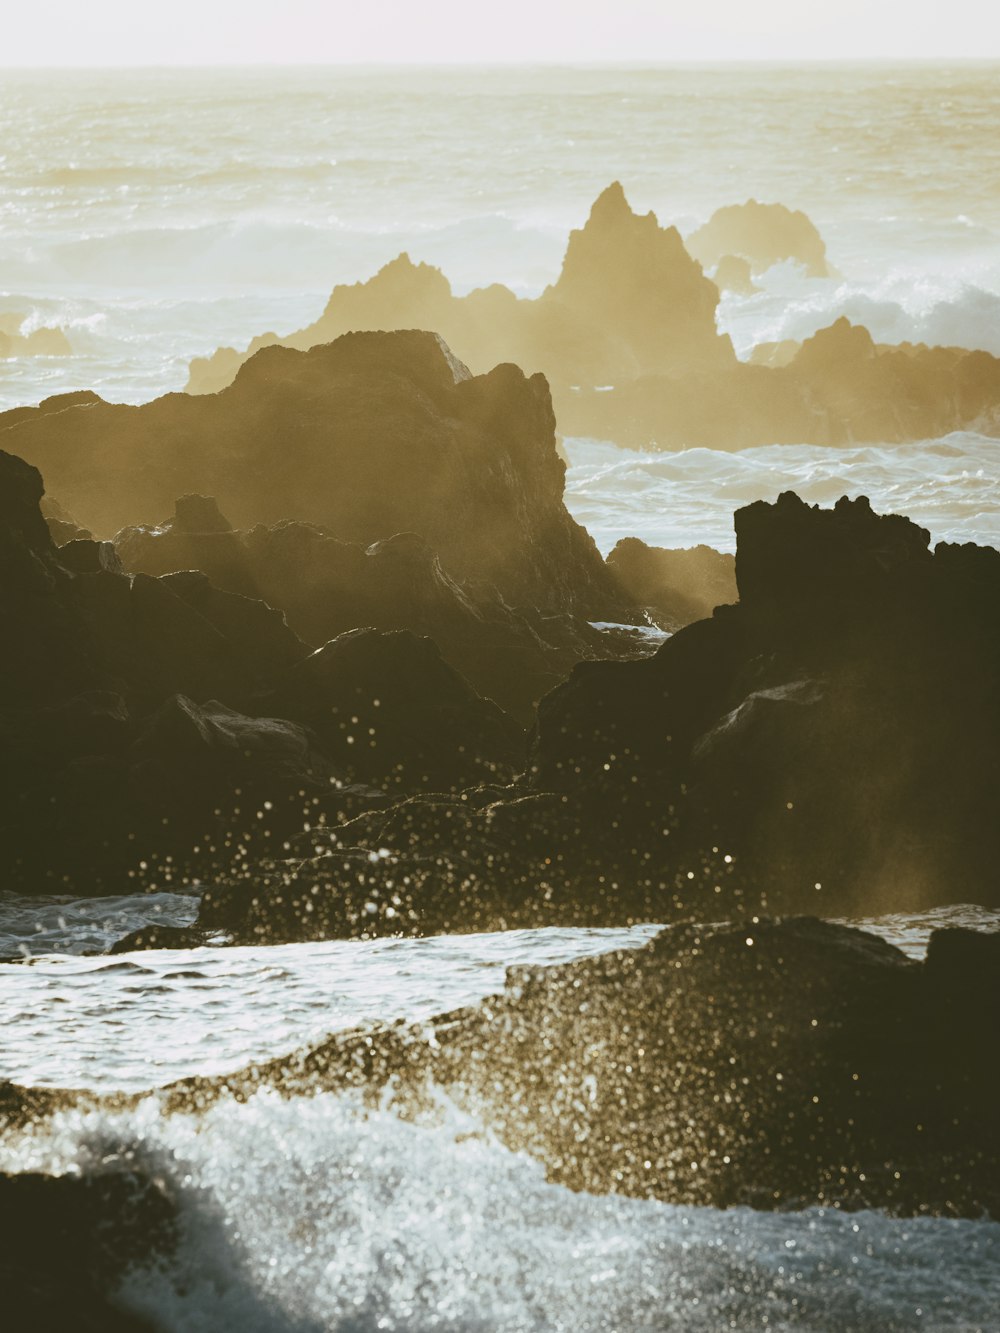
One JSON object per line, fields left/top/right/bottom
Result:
{"left": 3, "top": 0, "right": 1000, "bottom": 65}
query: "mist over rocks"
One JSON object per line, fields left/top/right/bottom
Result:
{"left": 186, "top": 182, "right": 736, "bottom": 397}
{"left": 4, "top": 329, "right": 626, "bottom": 622}
{"left": 183, "top": 186, "right": 1000, "bottom": 452}
{"left": 606, "top": 537, "right": 737, "bottom": 631}
{"left": 685, "top": 199, "right": 833, "bottom": 279}
{"left": 113, "top": 497, "right": 651, "bottom": 724}
{"left": 561, "top": 314, "right": 1000, "bottom": 448}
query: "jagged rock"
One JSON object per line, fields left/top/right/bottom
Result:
{"left": 607, "top": 537, "right": 737, "bottom": 630}
{"left": 190, "top": 491, "right": 1000, "bottom": 944}
{"left": 186, "top": 183, "right": 735, "bottom": 399}
{"left": 146, "top": 917, "right": 1000, "bottom": 1218}
{"left": 115, "top": 502, "right": 648, "bottom": 722}
{"left": 0, "top": 449, "right": 522, "bottom": 896}
{"left": 5, "top": 330, "right": 626, "bottom": 621}
{"left": 686, "top": 199, "right": 833, "bottom": 278}
{"left": 57, "top": 538, "right": 124, "bottom": 574}
{"left": 40, "top": 495, "right": 93, "bottom": 545}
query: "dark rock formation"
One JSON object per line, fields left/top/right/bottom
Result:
{"left": 5, "top": 330, "right": 626, "bottom": 621}
{"left": 606, "top": 537, "right": 737, "bottom": 630}
{"left": 0, "top": 1166, "right": 175, "bottom": 1330}
{"left": 114, "top": 497, "right": 648, "bottom": 723}
{"left": 198, "top": 489, "right": 999, "bottom": 945}
{"left": 0, "top": 447, "right": 522, "bottom": 896}
{"left": 686, "top": 200, "right": 833, "bottom": 278}
{"left": 144, "top": 918, "right": 998, "bottom": 1218}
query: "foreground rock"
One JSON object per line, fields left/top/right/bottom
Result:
{"left": 0, "top": 447, "right": 522, "bottom": 895}
{"left": 0, "top": 1166, "right": 175, "bottom": 1330}
{"left": 198, "top": 489, "right": 999, "bottom": 945}
{"left": 4, "top": 330, "right": 626, "bottom": 622}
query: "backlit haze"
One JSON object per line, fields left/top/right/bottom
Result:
{"left": 4, "top": 0, "right": 1000, "bottom": 64}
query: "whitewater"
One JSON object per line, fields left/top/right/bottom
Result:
{"left": 2, "top": 63, "right": 1000, "bottom": 1330}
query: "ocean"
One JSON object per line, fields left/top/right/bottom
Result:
{"left": 2, "top": 63, "right": 1000, "bottom": 1329}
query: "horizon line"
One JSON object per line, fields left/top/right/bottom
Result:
{"left": 3, "top": 56, "right": 1000, "bottom": 72}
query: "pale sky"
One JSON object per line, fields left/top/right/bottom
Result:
{"left": 3, "top": 0, "right": 999, "bottom": 65}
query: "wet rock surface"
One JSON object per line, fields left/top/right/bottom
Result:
{"left": 12, "top": 918, "right": 988, "bottom": 1220}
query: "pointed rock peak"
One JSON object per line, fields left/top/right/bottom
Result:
{"left": 588, "top": 181, "right": 634, "bottom": 225}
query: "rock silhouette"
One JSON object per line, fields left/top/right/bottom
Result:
{"left": 183, "top": 186, "right": 1000, "bottom": 452}
{"left": 186, "top": 183, "right": 734, "bottom": 398}
{"left": 0, "top": 446, "right": 523, "bottom": 895}
{"left": 4, "top": 330, "right": 625, "bottom": 621}
{"left": 606, "top": 537, "right": 737, "bottom": 630}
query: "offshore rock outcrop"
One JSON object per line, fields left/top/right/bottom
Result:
{"left": 685, "top": 199, "right": 833, "bottom": 278}
{"left": 200, "top": 490, "right": 999, "bottom": 945}
{"left": 186, "top": 183, "right": 735, "bottom": 399}
{"left": 0, "top": 447, "right": 522, "bottom": 895}
{"left": 113, "top": 496, "right": 647, "bottom": 723}
{"left": 4, "top": 330, "right": 626, "bottom": 621}
{"left": 559, "top": 316, "right": 1000, "bottom": 448}
{"left": 184, "top": 186, "right": 1000, "bottom": 451}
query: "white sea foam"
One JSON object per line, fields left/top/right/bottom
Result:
{"left": 3, "top": 1092, "right": 997, "bottom": 1332}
